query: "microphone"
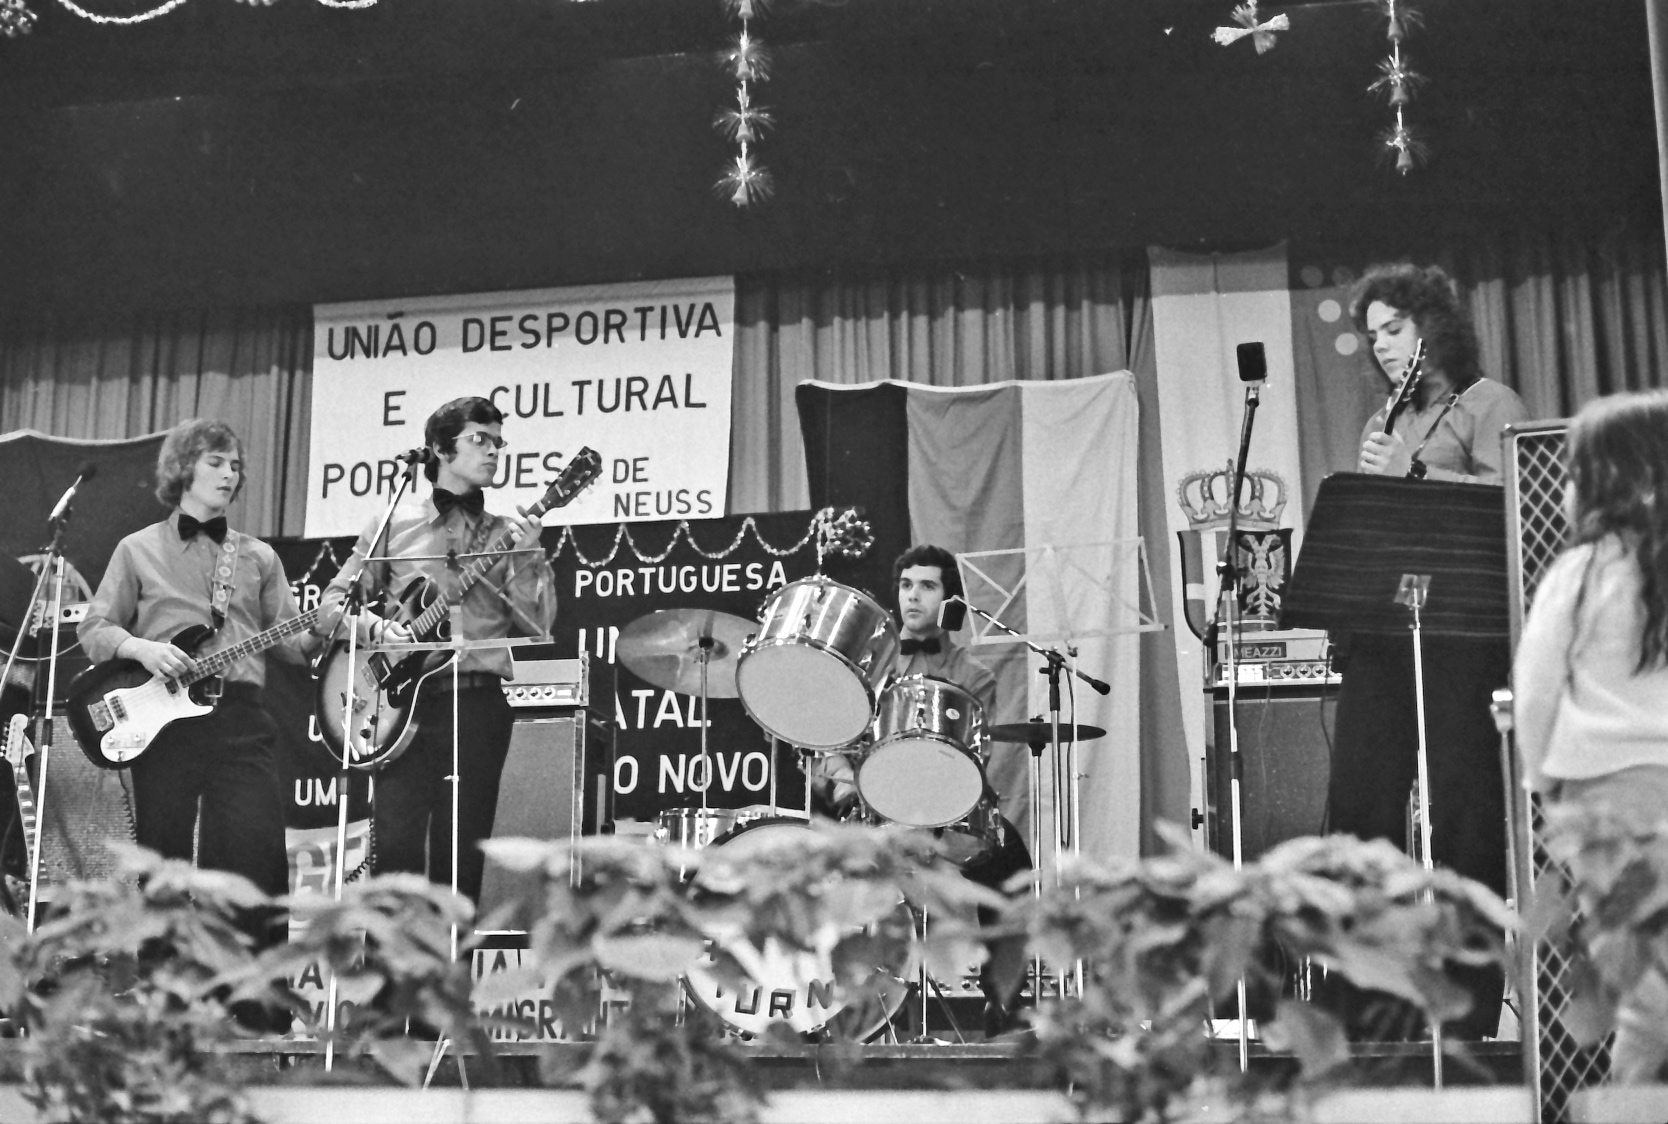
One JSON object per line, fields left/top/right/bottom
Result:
{"left": 1236, "top": 341, "right": 1267, "bottom": 382}
{"left": 937, "top": 594, "right": 967, "bottom": 632}
{"left": 394, "top": 447, "right": 434, "bottom": 466}
{"left": 47, "top": 462, "right": 96, "bottom": 524}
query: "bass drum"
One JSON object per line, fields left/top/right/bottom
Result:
{"left": 683, "top": 817, "right": 906, "bottom": 1040}
{"left": 735, "top": 578, "right": 900, "bottom": 750}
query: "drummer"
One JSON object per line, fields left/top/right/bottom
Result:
{"left": 814, "top": 543, "right": 1033, "bottom": 1036}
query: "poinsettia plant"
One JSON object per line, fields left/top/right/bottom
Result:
{"left": 1021, "top": 825, "right": 1514, "bottom": 1123}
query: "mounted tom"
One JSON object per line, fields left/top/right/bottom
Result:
{"left": 314, "top": 447, "right": 600, "bottom": 771}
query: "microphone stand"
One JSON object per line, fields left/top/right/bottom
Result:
{"left": 313, "top": 456, "right": 422, "bottom": 1071}
{"left": 1216, "top": 375, "right": 1263, "bottom": 1074}
{"left": 951, "top": 596, "right": 1108, "bottom": 1002}
{"left": 10, "top": 508, "right": 77, "bottom": 933}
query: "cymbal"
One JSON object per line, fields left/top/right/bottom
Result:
{"left": 988, "top": 720, "right": 1107, "bottom": 744}
{"left": 616, "top": 608, "right": 755, "bottom": 698}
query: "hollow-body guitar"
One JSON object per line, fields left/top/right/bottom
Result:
{"left": 314, "top": 447, "right": 600, "bottom": 771}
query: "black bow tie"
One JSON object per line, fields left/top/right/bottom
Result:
{"left": 900, "top": 636, "right": 942, "bottom": 656}
{"left": 178, "top": 513, "right": 227, "bottom": 544}
{"left": 433, "top": 488, "right": 485, "bottom": 519}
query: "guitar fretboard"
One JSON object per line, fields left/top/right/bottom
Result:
{"left": 5, "top": 716, "right": 35, "bottom": 866}
{"left": 184, "top": 606, "right": 324, "bottom": 684}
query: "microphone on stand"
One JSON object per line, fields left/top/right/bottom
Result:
{"left": 1236, "top": 341, "right": 1267, "bottom": 383}
{"left": 394, "top": 447, "right": 434, "bottom": 465}
{"left": 937, "top": 594, "right": 968, "bottom": 632}
{"left": 47, "top": 462, "right": 97, "bottom": 525}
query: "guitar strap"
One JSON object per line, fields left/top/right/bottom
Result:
{"left": 209, "top": 532, "right": 243, "bottom": 632}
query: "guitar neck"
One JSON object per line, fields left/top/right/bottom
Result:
{"left": 409, "top": 504, "right": 550, "bottom": 636}
{"left": 185, "top": 605, "right": 324, "bottom": 683}
{"left": 6, "top": 718, "right": 34, "bottom": 863}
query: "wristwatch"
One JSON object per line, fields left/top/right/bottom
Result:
{"left": 1406, "top": 458, "right": 1428, "bottom": 480}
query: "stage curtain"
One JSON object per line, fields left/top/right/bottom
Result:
{"left": 0, "top": 306, "right": 313, "bottom": 539}
{"left": 731, "top": 253, "right": 1193, "bottom": 856}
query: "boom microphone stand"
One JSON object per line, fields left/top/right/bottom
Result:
{"left": 945, "top": 596, "right": 1109, "bottom": 1001}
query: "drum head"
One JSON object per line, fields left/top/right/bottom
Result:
{"left": 736, "top": 645, "right": 874, "bottom": 749}
{"left": 858, "top": 738, "right": 985, "bottom": 828}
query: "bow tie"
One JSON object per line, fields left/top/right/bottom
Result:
{"left": 178, "top": 513, "right": 228, "bottom": 544}
{"left": 900, "top": 636, "right": 942, "bottom": 656}
{"left": 433, "top": 488, "right": 485, "bottom": 519}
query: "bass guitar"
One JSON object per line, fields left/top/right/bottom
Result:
{"left": 3, "top": 713, "right": 37, "bottom": 912}
{"left": 314, "top": 447, "right": 601, "bottom": 771}
{"left": 66, "top": 603, "right": 328, "bottom": 768}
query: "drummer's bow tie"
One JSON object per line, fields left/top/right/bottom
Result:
{"left": 178, "top": 514, "right": 227, "bottom": 543}
{"left": 900, "top": 637, "right": 942, "bottom": 656}
{"left": 433, "top": 488, "right": 485, "bottom": 519}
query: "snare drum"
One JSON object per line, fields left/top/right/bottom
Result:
{"left": 857, "top": 675, "right": 987, "bottom": 827}
{"left": 683, "top": 817, "right": 905, "bottom": 1038}
{"left": 736, "top": 577, "right": 900, "bottom": 750}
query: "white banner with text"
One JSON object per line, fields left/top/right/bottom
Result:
{"left": 307, "top": 276, "right": 736, "bottom": 538}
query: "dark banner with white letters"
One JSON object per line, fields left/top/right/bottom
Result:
{"left": 267, "top": 510, "right": 855, "bottom": 833}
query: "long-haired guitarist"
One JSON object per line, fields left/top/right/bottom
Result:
{"left": 77, "top": 421, "right": 301, "bottom": 995}
{"left": 1324, "top": 264, "right": 1529, "bottom": 1043}
{"left": 321, "top": 396, "right": 555, "bottom": 908}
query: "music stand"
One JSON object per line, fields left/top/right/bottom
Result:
{"left": 1281, "top": 472, "right": 1509, "bottom": 1088}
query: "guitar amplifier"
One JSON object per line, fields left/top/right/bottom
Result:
{"left": 1212, "top": 628, "right": 1336, "bottom": 687}
{"left": 502, "top": 654, "right": 588, "bottom": 710}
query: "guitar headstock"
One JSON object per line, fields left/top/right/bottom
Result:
{"left": 530, "top": 446, "right": 603, "bottom": 517}
{"left": 1385, "top": 339, "right": 1428, "bottom": 418}
{"left": 3, "top": 712, "right": 29, "bottom": 770}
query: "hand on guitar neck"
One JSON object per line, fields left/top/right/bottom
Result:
{"left": 1357, "top": 340, "right": 1427, "bottom": 478}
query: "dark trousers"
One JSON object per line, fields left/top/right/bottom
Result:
{"left": 1325, "top": 632, "right": 1511, "bottom": 1039}
{"left": 129, "top": 685, "right": 289, "bottom": 948}
{"left": 371, "top": 681, "right": 513, "bottom": 906}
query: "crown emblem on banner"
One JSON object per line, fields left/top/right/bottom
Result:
{"left": 1176, "top": 460, "right": 1288, "bottom": 531}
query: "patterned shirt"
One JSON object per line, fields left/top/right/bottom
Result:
{"left": 323, "top": 492, "right": 555, "bottom": 679}
{"left": 80, "top": 511, "right": 305, "bottom": 687}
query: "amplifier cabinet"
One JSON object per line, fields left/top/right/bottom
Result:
{"left": 1204, "top": 683, "right": 1337, "bottom": 862}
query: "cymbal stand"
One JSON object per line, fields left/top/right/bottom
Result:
{"left": 698, "top": 626, "right": 713, "bottom": 815}
{"left": 1395, "top": 572, "right": 1442, "bottom": 1089}
{"left": 952, "top": 598, "right": 1109, "bottom": 1003}
{"left": 313, "top": 459, "right": 420, "bottom": 1072}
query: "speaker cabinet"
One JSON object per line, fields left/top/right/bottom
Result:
{"left": 477, "top": 712, "right": 610, "bottom": 928}
{"left": 1206, "top": 684, "right": 1336, "bottom": 861}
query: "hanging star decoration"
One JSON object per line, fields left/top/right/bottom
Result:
{"left": 1212, "top": 1, "right": 1289, "bottom": 54}
{"left": 1375, "top": 0, "right": 1428, "bottom": 174}
{"left": 0, "top": 0, "right": 35, "bottom": 36}
{"left": 714, "top": 0, "right": 775, "bottom": 208}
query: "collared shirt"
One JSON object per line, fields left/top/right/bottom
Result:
{"left": 80, "top": 511, "right": 305, "bottom": 687}
{"left": 1360, "top": 377, "right": 1529, "bottom": 485}
{"left": 324, "top": 492, "right": 556, "bottom": 679}
{"left": 892, "top": 633, "right": 998, "bottom": 720}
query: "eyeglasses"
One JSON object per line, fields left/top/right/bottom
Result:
{"left": 460, "top": 431, "right": 507, "bottom": 451}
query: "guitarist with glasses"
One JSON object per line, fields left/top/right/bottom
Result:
{"left": 1325, "top": 264, "right": 1529, "bottom": 1042}
{"left": 78, "top": 420, "right": 302, "bottom": 972}
{"left": 321, "top": 396, "right": 556, "bottom": 907}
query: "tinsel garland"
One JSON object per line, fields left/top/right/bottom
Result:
{"left": 714, "top": 0, "right": 774, "bottom": 207}
{"left": 1375, "top": 0, "right": 1427, "bottom": 174}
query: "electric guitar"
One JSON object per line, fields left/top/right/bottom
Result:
{"left": 2, "top": 713, "right": 36, "bottom": 911}
{"left": 314, "top": 447, "right": 601, "bottom": 771}
{"left": 66, "top": 602, "right": 329, "bottom": 769}
{"left": 1378, "top": 338, "right": 1427, "bottom": 443}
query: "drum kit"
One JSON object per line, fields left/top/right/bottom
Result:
{"left": 616, "top": 574, "right": 1107, "bottom": 1039}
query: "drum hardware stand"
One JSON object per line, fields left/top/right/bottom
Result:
{"left": 8, "top": 496, "right": 82, "bottom": 934}
{"left": 1395, "top": 571, "right": 1443, "bottom": 1090}
{"left": 903, "top": 904, "right": 968, "bottom": 1045}
{"left": 948, "top": 597, "right": 1109, "bottom": 1004}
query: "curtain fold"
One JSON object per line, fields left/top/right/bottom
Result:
{"left": 0, "top": 307, "right": 313, "bottom": 538}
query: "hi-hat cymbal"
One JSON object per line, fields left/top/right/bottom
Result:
{"left": 988, "top": 720, "right": 1107, "bottom": 744}
{"left": 617, "top": 608, "right": 755, "bottom": 698}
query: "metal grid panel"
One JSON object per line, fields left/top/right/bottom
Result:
{"left": 1505, "top": 422, "right": 1611, "bottom": 1123}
